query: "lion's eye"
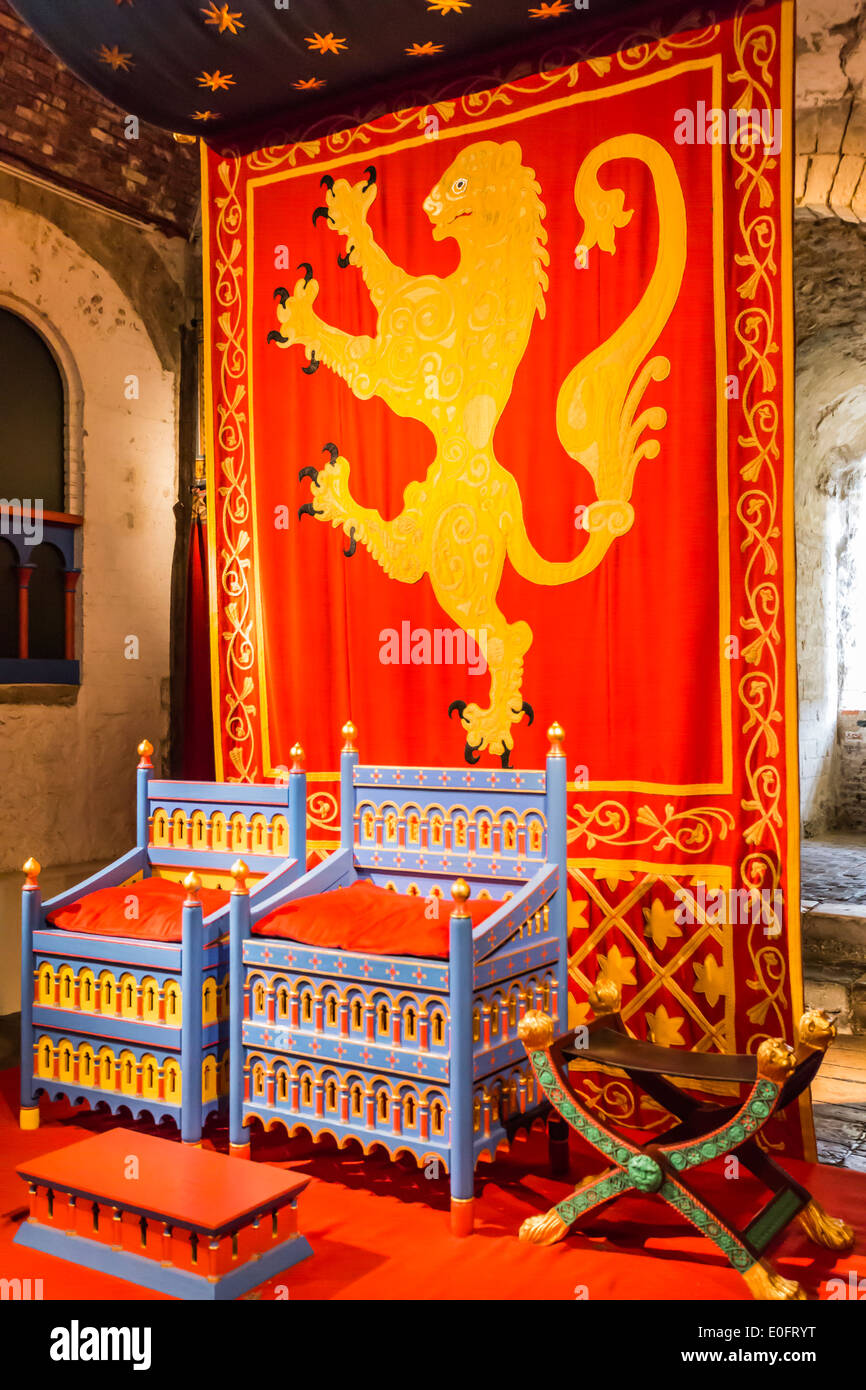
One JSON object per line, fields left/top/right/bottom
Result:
{"left": 451, "top": 177, "right": 468, "bottom": 195}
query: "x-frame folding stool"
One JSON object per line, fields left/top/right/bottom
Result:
{"left": 517, "top": 981, "right": 854, "bottom": 1299}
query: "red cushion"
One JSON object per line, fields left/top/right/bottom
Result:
{"left": 253, "top": 880, "right": 502, "bottom": 959}
{"left": 46, "top": 877, "right": 230, "bottom": 942}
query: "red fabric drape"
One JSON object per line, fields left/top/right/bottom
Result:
{"left": 202, "top": 3, "right": 806, "bottom": 1153}
{"left": 182, "top": 513, "right": 215, "bottom": 780}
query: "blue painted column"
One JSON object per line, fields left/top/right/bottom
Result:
{"left": 136, "top": 739, "right": 154, "bottom": 867}
{"left": 19, "top": 857, "right": 42, "bottom": 1129}
{"left": 546, "top": 722, "right": 568, "bottom": 1031}
{"left": 340, "top": 721, "right": 359, "bottom": 850}
{"left": 229, "top": 859, "right": 251, "bottom": 1156}
{"left": 288, "top": 743, "right": 307, "bottom": 876}
{"left": 181, "top": 872, "right": 204, "bottom": 1144}
{"left": 448, "top": 878, "right": 474, "bottom": 1236}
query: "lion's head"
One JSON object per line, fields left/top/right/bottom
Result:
{"left": 423, "top": 140, "right": 549, "bottom": 316}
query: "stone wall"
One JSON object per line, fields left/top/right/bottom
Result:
{"left": 795, "top": 217, "right": 866, "bottom": 832}
{"left": 0, "top": 173, "right": 192, "bottom": 874}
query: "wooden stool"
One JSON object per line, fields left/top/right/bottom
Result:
{"left": 517, "top": 981, "right": 853, "bottom": 1300}
{"left": 15, "top": 1129, "right": 312, "bottom": 1300}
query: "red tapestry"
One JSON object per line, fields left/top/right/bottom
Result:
{"left": 203, "top": 1, "right": 807, "bottom": 1152}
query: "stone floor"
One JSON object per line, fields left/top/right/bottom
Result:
{"left": 801, "top": 832, "right": 866, "bottom": 906}
{"left": 812, "top": 1033, "right": 866, "bottom": 1170}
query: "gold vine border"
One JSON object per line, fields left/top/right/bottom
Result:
{"left": 728, "top": 4, "right": 790, "bottom": 1049}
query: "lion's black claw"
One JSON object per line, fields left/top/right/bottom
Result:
{"left": 297, "top": 262, "right": 314, "bottom": 285}
{"left": 362, "top": 166, "right": 376, "bottom": 191}
{"left": 464, "top": 741, "right": 481, "bottom": 766}
{"left": 448, "top": 700, "right": 467, "bottom": 722}
{"left": 273, "top": 286, "right": 290, "bottom": 305}
{"left": 266, "top": 330, "right": 284, "bottom": 346}
{"left": 517, "top": 701, "right": 534, "bottom": 726}
{"left": 298, "top": 466, "right": 319, "bottom": 483}
{"left": 343, "top": 526, "right": 357, "bottom": 559}
{"left": 301, "top": 351, "right": 320, "bottom": 375}
{"left": 312, "top": 205, "right": 333, "bottom": 226}
{"left": 298, "top": 503, "right": 322, "bottom": 520}
{"left": 337, "top": 247, "right": 354, "bottom": 269}
{"left": 320, "top": 174, "right": 335, "bottom": 191}
{"left": 500, "top": 749, "right": 512, "bottom": 769}
{"left": 322, "top": 442, "right": 339, "bottom": 462}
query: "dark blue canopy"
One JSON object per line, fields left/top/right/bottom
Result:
{"left": 8, "top": 0, "right": 634, "bottom": 140}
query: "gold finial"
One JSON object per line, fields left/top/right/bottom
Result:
{"left": 183, "top": 871, "right": 202, "bottom": 902}
{"left": 588, "top": 975, "right": 621, "bottom": 1017}
{"left": 797, "top": 1008, "right": 836, "bottom": 1055}
{"left": 756, "top": 1036, "right": 796, "bottom": 1084}
{"left": 518, "top": 1010, "right": 554, "bottom": 1050}
{"left": 290, "top": 742, "right": 305, "bottom": 772}
{"left": 23, "top": 857, "right": 41, "bottom": 889}
{"left": 137, "top": 739, "right": 154, "bottom": 769}
{"left": 547, "top": 721, "right": 565, "bottom": 757}
{"left": 172, "top": 132, "right": 197, "bottom": 145}
{"left": 451, "top": 878, "right": 471, "bottom": 912}
{"left": 231, "top": 859, "right": 249, "bottom": 896}
{"left": 341, "top": 720, "right": 357, "bottom": 752}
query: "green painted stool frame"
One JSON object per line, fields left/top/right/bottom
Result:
{"left": 517, "top": 992, "right": 854, "bottom": 1300}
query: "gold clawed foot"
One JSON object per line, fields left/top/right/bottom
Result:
{"left": 743, "top": 1259, "right": 806, "bottom": 1301}
{"left": 519, "top": 1207, "right": 571, "bottom": 1246}
{"left": 796, "top": 1199, "right": 855, "bottom": 1252}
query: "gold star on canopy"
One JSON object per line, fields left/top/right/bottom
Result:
{"left": 642, "top": 897, "right": 684, "bottom": 952}
{"left": 198, "top": 70, "right": 236, "bottom": 91}
{"left": 192, "top": 110, "right": 219, "bottom": 121}
{"left": 201, "top": 3, "right": 245, "bottom": 32}
{"left": 693, "top": 954, "right": 727, "bottom": 1009}
{"left": 427, "top": 0, "right": 471, "bottom": 12}
{"left": 97, "top": 45, "right": 134, "bottom": 72}
{"left": 529, "top": 0, "right": 570, "bottom": 15}
{"left": 406, "top": 41, "right": 444, "bottom": 55}
{"left": 293, "top": 78, "right": 326, "bottom": 90}
{"left": 305, "top": 32, "right": 347, "bottom": 55}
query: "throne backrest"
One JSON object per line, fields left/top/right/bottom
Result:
{"left": 348, "top": 765, "right": 550, "bottom": 895}
{"left": 146, "top": 778, "right": 304, "bottom": 888}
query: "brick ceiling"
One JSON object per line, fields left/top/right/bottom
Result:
{"left": 0, "top": 0, "right": 200, "bottom": 236}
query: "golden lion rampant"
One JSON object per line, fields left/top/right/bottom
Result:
{"left": 270, "top": 136, "right": 686, "bottom": 762}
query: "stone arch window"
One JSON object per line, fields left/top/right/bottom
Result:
{"left": 276, "top": 1069, "right": 289, "bottom": 1102}
{"left": 351, "top": 997, "right": 363, "bottom": 1030}
{"left": 276, "top": 983, "right": 289, "bottom": 1018}
{"left": 325, "top": 994, "right": 338, "bottom": 1027}
{"left": 350, "top": 1082, "right": 364, "bottom": 1116}
{"left": 301, "top": 1073, "right": 313, "bottom": 1106}
{"left": 0, "top": 304, "right": 82, "bottom": 686}
{"left": 430, "top": 1098, "right": 445, "bottom": 1135}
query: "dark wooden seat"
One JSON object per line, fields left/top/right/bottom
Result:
{"left": 563, "top": 1026, "right": 758, "bottom": 1084}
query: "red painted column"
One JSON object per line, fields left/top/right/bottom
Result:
{"left": 62, "top": 569, "right": 80, "bottom": 660}
{"left": 339, "top": 1002, "right": 349, "bottom": 1037}
{"left": 16, "top": 565, "right": 35, "bottom": 658}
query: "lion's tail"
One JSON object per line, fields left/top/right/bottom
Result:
{"left": 506, "top": 133, "right": 687, "bottom": 587}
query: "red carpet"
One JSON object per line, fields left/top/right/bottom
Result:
{"left": 2, "top": 1068, "right": 864, "bottom": 1301}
